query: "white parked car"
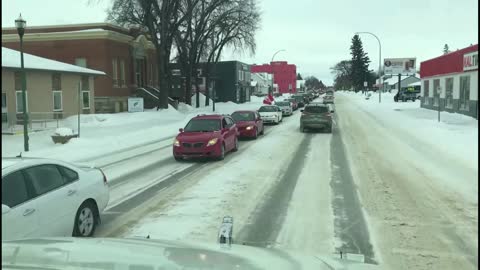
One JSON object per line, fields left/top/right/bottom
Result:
{"left": 2, "top": 157, "right": 109, "bottom": 240}
{"left": 258, "top": 105, "right": 283, "bottom": 124}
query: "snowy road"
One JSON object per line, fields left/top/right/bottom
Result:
{"left": 335, "top": 94, "right": 478, "bottom": 270}
{"left": 91, "top": 94, "right": 477, "bottom": 270}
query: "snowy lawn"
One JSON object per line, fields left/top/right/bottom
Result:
{"left": 1, "top": 94, "right": 277, "bottom": 162}
{"left": 337, "top": 91, "right": 478, "bottom": 171}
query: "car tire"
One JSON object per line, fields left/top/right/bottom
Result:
{"left": 232, "top": 137, "right": 239, "bottom": 152}
{"left": 174, "top": 156, "right": 183, "bottom": 162}
{"left": 218, "top": 144, "right": 225, "bottom": 160}
{"left": 260, "top": 127, "right": 265, "bottom": 135}
{"left": 253, "top": 128, "right": 258, "bottom": 139}
{"left": 73, "top": 201, "right": 97, "bottom": 237}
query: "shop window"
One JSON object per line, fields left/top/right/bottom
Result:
{"left": 445, "top": 77, "right": 453, "bottom": 109}
{"left": 53, "top": 91, "right": 63, "bottom": 111}
{"left": 423, "top": 80, "right": 430, "bottom": 105}
{"left": 16, "top": 91, "right": 28, "bottom": 113}
{"left": 112, "top": 58, "right": 118, "bottom": 87}
{"left": 459, "top": 76, "right": 470, "bottom": 110}
{"left": 82, "top": 91, "right": 90, "bottom": 109}
{"left": 433, "top": 79, "right": 440, "bottom": 106}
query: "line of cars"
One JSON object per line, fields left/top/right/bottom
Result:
{"left": 173, "top": 99, "right": 299, "bottom": 161}
{"left": 299, "top": 90, "right": 335, "bottom": 133}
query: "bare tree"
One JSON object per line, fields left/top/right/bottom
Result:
{"left": 107, "top": 0, "right": 185, "bottom": 109}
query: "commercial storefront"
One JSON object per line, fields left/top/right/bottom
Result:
{"left": 420, "top": 44, "right": 478, "bottom": 118}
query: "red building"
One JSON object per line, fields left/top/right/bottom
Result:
{"left": 251, "top": 61, "right": 296, "bottom": 94}
{"left": 420, "top": 44, "right": 478, "bottom": 118}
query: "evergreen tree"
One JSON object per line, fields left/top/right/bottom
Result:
{"left": 350, "top": 35, "right": 371, "bottom": 91}
{"left": 297, "top": 73, "right": 303, "bottom": 80}
{"left": 443, "top": 44, "right": 450, "bottom": 54}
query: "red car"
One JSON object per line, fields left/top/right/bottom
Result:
{"left": 173, "top": 114, "right": 239, "bottom": 161}
{"left": 231, "top": 110, "right": 265, "bottom": 139}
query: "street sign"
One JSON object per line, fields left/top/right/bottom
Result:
{"left": 128, "top": 97, "right": 144, "bottom": 112}
{"left": 364, "top": 81, "right": 368, "bottom": 87}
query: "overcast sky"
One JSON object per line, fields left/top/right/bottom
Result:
{"left": 3, "top": 0, "right": 478, "bottom": 85}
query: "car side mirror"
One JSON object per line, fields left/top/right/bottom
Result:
{"left": 179, "top": 128, "right": 184, "bottom": 133}
{"left": 2, "top": 204, "right": 11, "bottom": 214}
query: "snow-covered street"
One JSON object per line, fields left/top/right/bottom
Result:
{"left": 2, "top": 93, "right": 477, "bottom": 270}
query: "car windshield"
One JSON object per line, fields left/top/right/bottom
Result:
{"left": 184, "top": 119, "right": 221, "bottom": 132}
{"left": 304, "top": 106, "right": 328, "bottom": 113}
{"left": 275, "top": 102, "right": 290, "bottom": 106}
{"left": 258, "top": 106, "right": 277, "bottom": 112}
{"left": 231, "top": 112, "right": 255, "bottom": 121}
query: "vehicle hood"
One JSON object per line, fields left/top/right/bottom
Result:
{"left": 235, "top": 121, "right": 256, "bottom": 128}
{"left": 2, "top": 237, "right": 381, "bottom": 270}
{"left": 176, "top": 131, "right": 218, "bottom": 142}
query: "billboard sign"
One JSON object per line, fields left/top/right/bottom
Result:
{"left": 463, "top": 51, "right": 478, "bottom": 71}
{"left": 384, "top": 58, "right": 416, "bottom": 75}
{"left": 128, "top": 97, "right": 144, "bottom": 112}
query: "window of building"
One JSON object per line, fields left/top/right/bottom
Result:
{"left": 459, "top": 76, "right": 470, "bottom": 110}
{"left": 172, "top": 69, "right": 181, "bottom": 76}
{"left": 75, "top": 58, "right": 87, "bottom": 68}
{"left": 112, "top": 58, "right": 118, "bottom": 87}
{"left": 52, "top": 73, "right": 61, "bottom": 90}
{"left": 81, "top": 75, "right": 90, "bottom": 91}
{"left": 445, "top": 77, "right": 454, "bottom": 109}
{"left": 14, "top": 71, "right": 22, "bottom": 90}
{"left": 433, "top": 79, "right": 440, "bottom": 106}
{"left": 2, "top": 93, "right": 6, "bottom": 110}
{"left": 53, "top": 91, "right": 63, "bottom": 111}
{"left": 120, "top": 60, "right": 126, "bottom": 87}
{"left": 15, "top": 91, "right": 28, "bottom": 113}
{"left": 82, "top": 91, "right": 90, "bottom": 109}
{"left": 423, "top": 80, "right": 430, "bottom": 105}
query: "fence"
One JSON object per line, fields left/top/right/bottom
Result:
{"left": 2, "top": 112, "right": 79, "bottom": 134}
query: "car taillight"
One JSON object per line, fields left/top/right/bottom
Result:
{"left": 99, "top": 169, "right": 108, "bottom": 185}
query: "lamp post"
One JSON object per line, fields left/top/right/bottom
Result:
{"left": 355, "top": 32, "right": 382, "bottom": 103}
{"left": 270, "top": 49, "right": 285, "bottom": 95}
{"left": 15, "top": 14, "right": 29, "bottom": 151}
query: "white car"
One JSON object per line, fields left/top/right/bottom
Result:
{"left": 2, "top": 157, "right": 109, "bottom": 240}
{"left": 258, "top": 105, "right": 283, "bottom": 124}
{"left": 274, "top": 101, "right": 293, "bottom": 116}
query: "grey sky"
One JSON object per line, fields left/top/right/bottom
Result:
{"left": 3, "top": 0, "right": 478, "bottom": 85}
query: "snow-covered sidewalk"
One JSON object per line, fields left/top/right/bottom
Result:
{"left": 2, "top": 95, "right": 266, "bottom": 162}
{"left": 337, "top": 91, "right": 478, "bottom": 171}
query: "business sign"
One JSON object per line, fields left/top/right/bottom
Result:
{"left": 463, "top": 51, "right": 478, "bottom": 71}
{"left": 384, "top": 58, "right": 416, "bottom": 75}
{"left": 128, "top": 97, "right": 144, "bottom": 112}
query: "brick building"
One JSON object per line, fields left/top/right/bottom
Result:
{"left": 251, "top": 61, "right": 297, "bottom": 94}
{"left": 2, "top": 23, "right": 158, "bottom": 113}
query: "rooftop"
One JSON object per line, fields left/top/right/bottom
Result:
{"left": 2, "top": 47, "right": 105, "bottom": 76}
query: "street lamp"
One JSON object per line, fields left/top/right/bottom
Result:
{"left": 355, "top": 32, "right": 382, "bottom": 103}
{"left": 15, "top": 14, "right": 29, "bottom": 151}
{"left": 270, "top": 49, "right": 285, "bottom": 95}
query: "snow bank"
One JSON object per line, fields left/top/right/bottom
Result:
{"left": 54, "top": 128, "right": 74, "bottom": 136}
{"left": 191, "top": 93, "right": 214, "bottom": 108}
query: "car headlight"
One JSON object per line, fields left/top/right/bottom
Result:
{"left": 207, "top": 138, "right": 218, "bottom": 146}
{"left": 173, "top": 139, "right": 180, "bottom": 147}
{"left": 246, "top": 126, "right": 254, "bottom": 130}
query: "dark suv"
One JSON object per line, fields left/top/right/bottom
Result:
{"left": 173, "top": 114, "right": 239, "bottom": 161}
{"left": 300, "top": 103, "right": 333, "bottom": 133}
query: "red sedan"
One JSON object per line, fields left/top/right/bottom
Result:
{"left": 231, "top": 110, "right": 265, "bottom": 139}
{"left": 173, "top": 114, "right": 239, "bottom": 161}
